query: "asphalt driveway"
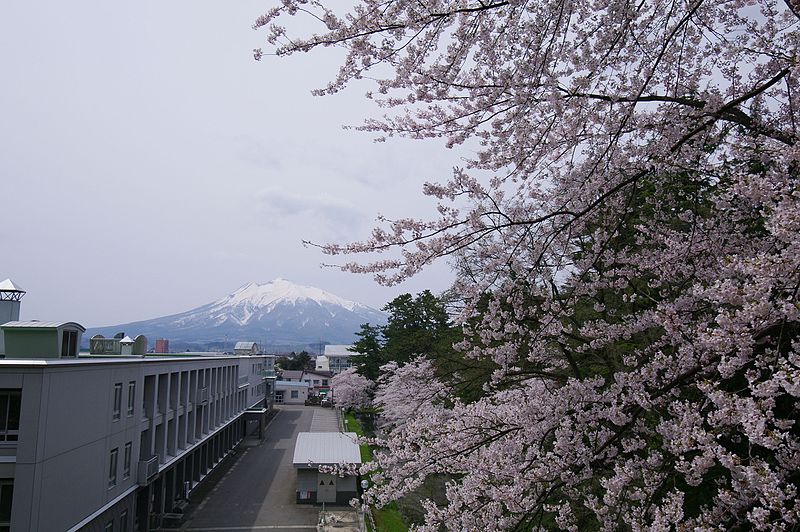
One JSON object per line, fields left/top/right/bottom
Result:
{"left": 180, "top": 405, "right": 336, "bottom": 531}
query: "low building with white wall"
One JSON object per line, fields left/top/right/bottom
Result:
{"left": 314, "top": 355, "right": 329, "bottom": 372}
{"left": 292, "top": 432, "right": 361, "bottom": 504}
{"left": 275, "top": 380, "right": 309, "bottom": 404}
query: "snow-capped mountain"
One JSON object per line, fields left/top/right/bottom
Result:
{"left": 84, "top": 279, "right": 387, "bottom": 350}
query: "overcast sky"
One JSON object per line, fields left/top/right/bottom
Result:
{"left": 0, "top": 1, "right": 459, "bottom": 327}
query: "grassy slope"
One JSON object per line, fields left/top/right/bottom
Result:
{"left": 344, "top": 410, "right": 407, "bottom": 532}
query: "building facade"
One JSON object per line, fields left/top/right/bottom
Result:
{"left": 0, "top": 334, "right": 274, "bottom": 531}
{"left": 322, "top": 345, "right": 355, "bottom": 374}
{"left": 300, "top": 370, "right": 333, "bottom": 398}
{"left": 274, "top": 381, "right": 309, "bottom": 404}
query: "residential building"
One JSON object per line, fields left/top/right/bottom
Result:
{"left": 0, "top": 320, "right": 275, "bottom": 531}
{"left": 274, "top": 381, "right": 309, "bottom": 404}
{"left": 301, "top": 370, "right": 333, "bottom": 398}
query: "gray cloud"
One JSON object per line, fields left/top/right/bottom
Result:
{"left": 255, "top": 188, "right": 365, "bottom": 234}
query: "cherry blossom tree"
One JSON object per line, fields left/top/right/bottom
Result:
{"left": 372, "top": 358, "right": 453, "bottom": 430}
{"left": 256, "top": 0, "right": 800, "bottom": 529}
{"left": 331, "top": 367, "right": 374, "bottom": 410}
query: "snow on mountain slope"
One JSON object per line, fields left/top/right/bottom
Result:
{"left": 84, "top": 279, "right": 387, "bottom": 348}
{"left": 222, "top": 279, "right": 361, "bottom": 312}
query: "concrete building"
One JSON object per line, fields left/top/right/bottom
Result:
{"left": 276, "top": 370, "right": 331, "bottom": 399}
{"left": 154, "top": 339, "right": 169, "bottom": 354}
{"left": 292, "top": 432, "right": 361, "bottom": 504}
{"left": 314, "top": 355, "right": 329, "bottom": 372}
{"left": 0, "top": 320, "right": 276, "bottom": 531}
{"left": 323, "top": 345, "right": 355, "bottom": 374}
{"left": 275, "top": 381, "right": 309, "bottom": 404}
{"left": 301, "top": 370, "right": 333, "bottom": 398}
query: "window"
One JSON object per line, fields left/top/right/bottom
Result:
{"left": 0, "top": 480, "right": 12, "bottom": 532}
{"left": 123, "top": 442, "right": 132, "bottom": 480}
{"left": 119, "top": 510, "right": 128, "bottom": 532}
{"left": 109, "top": 448, "right": 118, "bottom": 488}
{"left": 313, "top": 380, "right": 320, "bottom": 385}
{"left": 290, "top": 390, "right": 298, "bottom": 399}
{"left": 0, "top": 390, "right": 21, "bottom": 442}
{"left": 127, "top": 381, "right": 135, "bottom": 417}
{"left": 322, "top": 379, "right": 328, "bottom": 386}
{"left": 112, "top": 383, "right": 122, "bottom": 421}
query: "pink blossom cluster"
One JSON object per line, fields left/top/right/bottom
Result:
{"left": 256, "top": 0, "right": 800, "bottom": 529}
{"left": 331, "top": 367, "right": 374, "bottom": 410}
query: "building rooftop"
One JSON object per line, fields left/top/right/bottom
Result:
{"left": 1, "top": 320, "right": 85, "bottom": 331}
{"left": 0, "top": 353, "right": 264, "bottom": 367}
{"left": 234, "top": 341, "right": 257, "bottom": 350}
{"left": 292, "top": 432, "right": 361, "bottom": 467}
{"left": 275, "top": 380, "right": 309, "bottom": 388}
{"left": 280, "top": 369, "right": 304, "bottom": 380}
{"left": 324, "top": 345, "right": 353, "bottom": 357}
{"left": 303, "top": 369, "right": 334, "bottom": 378}
{"left": 0, "top": 279, "right": 25, "bottom": 292}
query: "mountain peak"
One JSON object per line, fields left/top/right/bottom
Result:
{"left": 85, "top": 278, "right": 387, "bottom": 349}
{"left": 224, "top": 279, "right": 363, "bottom": 312}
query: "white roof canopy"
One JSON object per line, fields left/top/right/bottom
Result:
{"left": 292, "top": 432, "right": 361, "bottom": 467}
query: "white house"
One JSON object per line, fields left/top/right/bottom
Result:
{"left": 275, "top": 380, "right": 309, "bottom": 404}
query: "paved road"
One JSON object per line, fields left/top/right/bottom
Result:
{"left": 180, "top": 405, "right": 339, "bottom": 531}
